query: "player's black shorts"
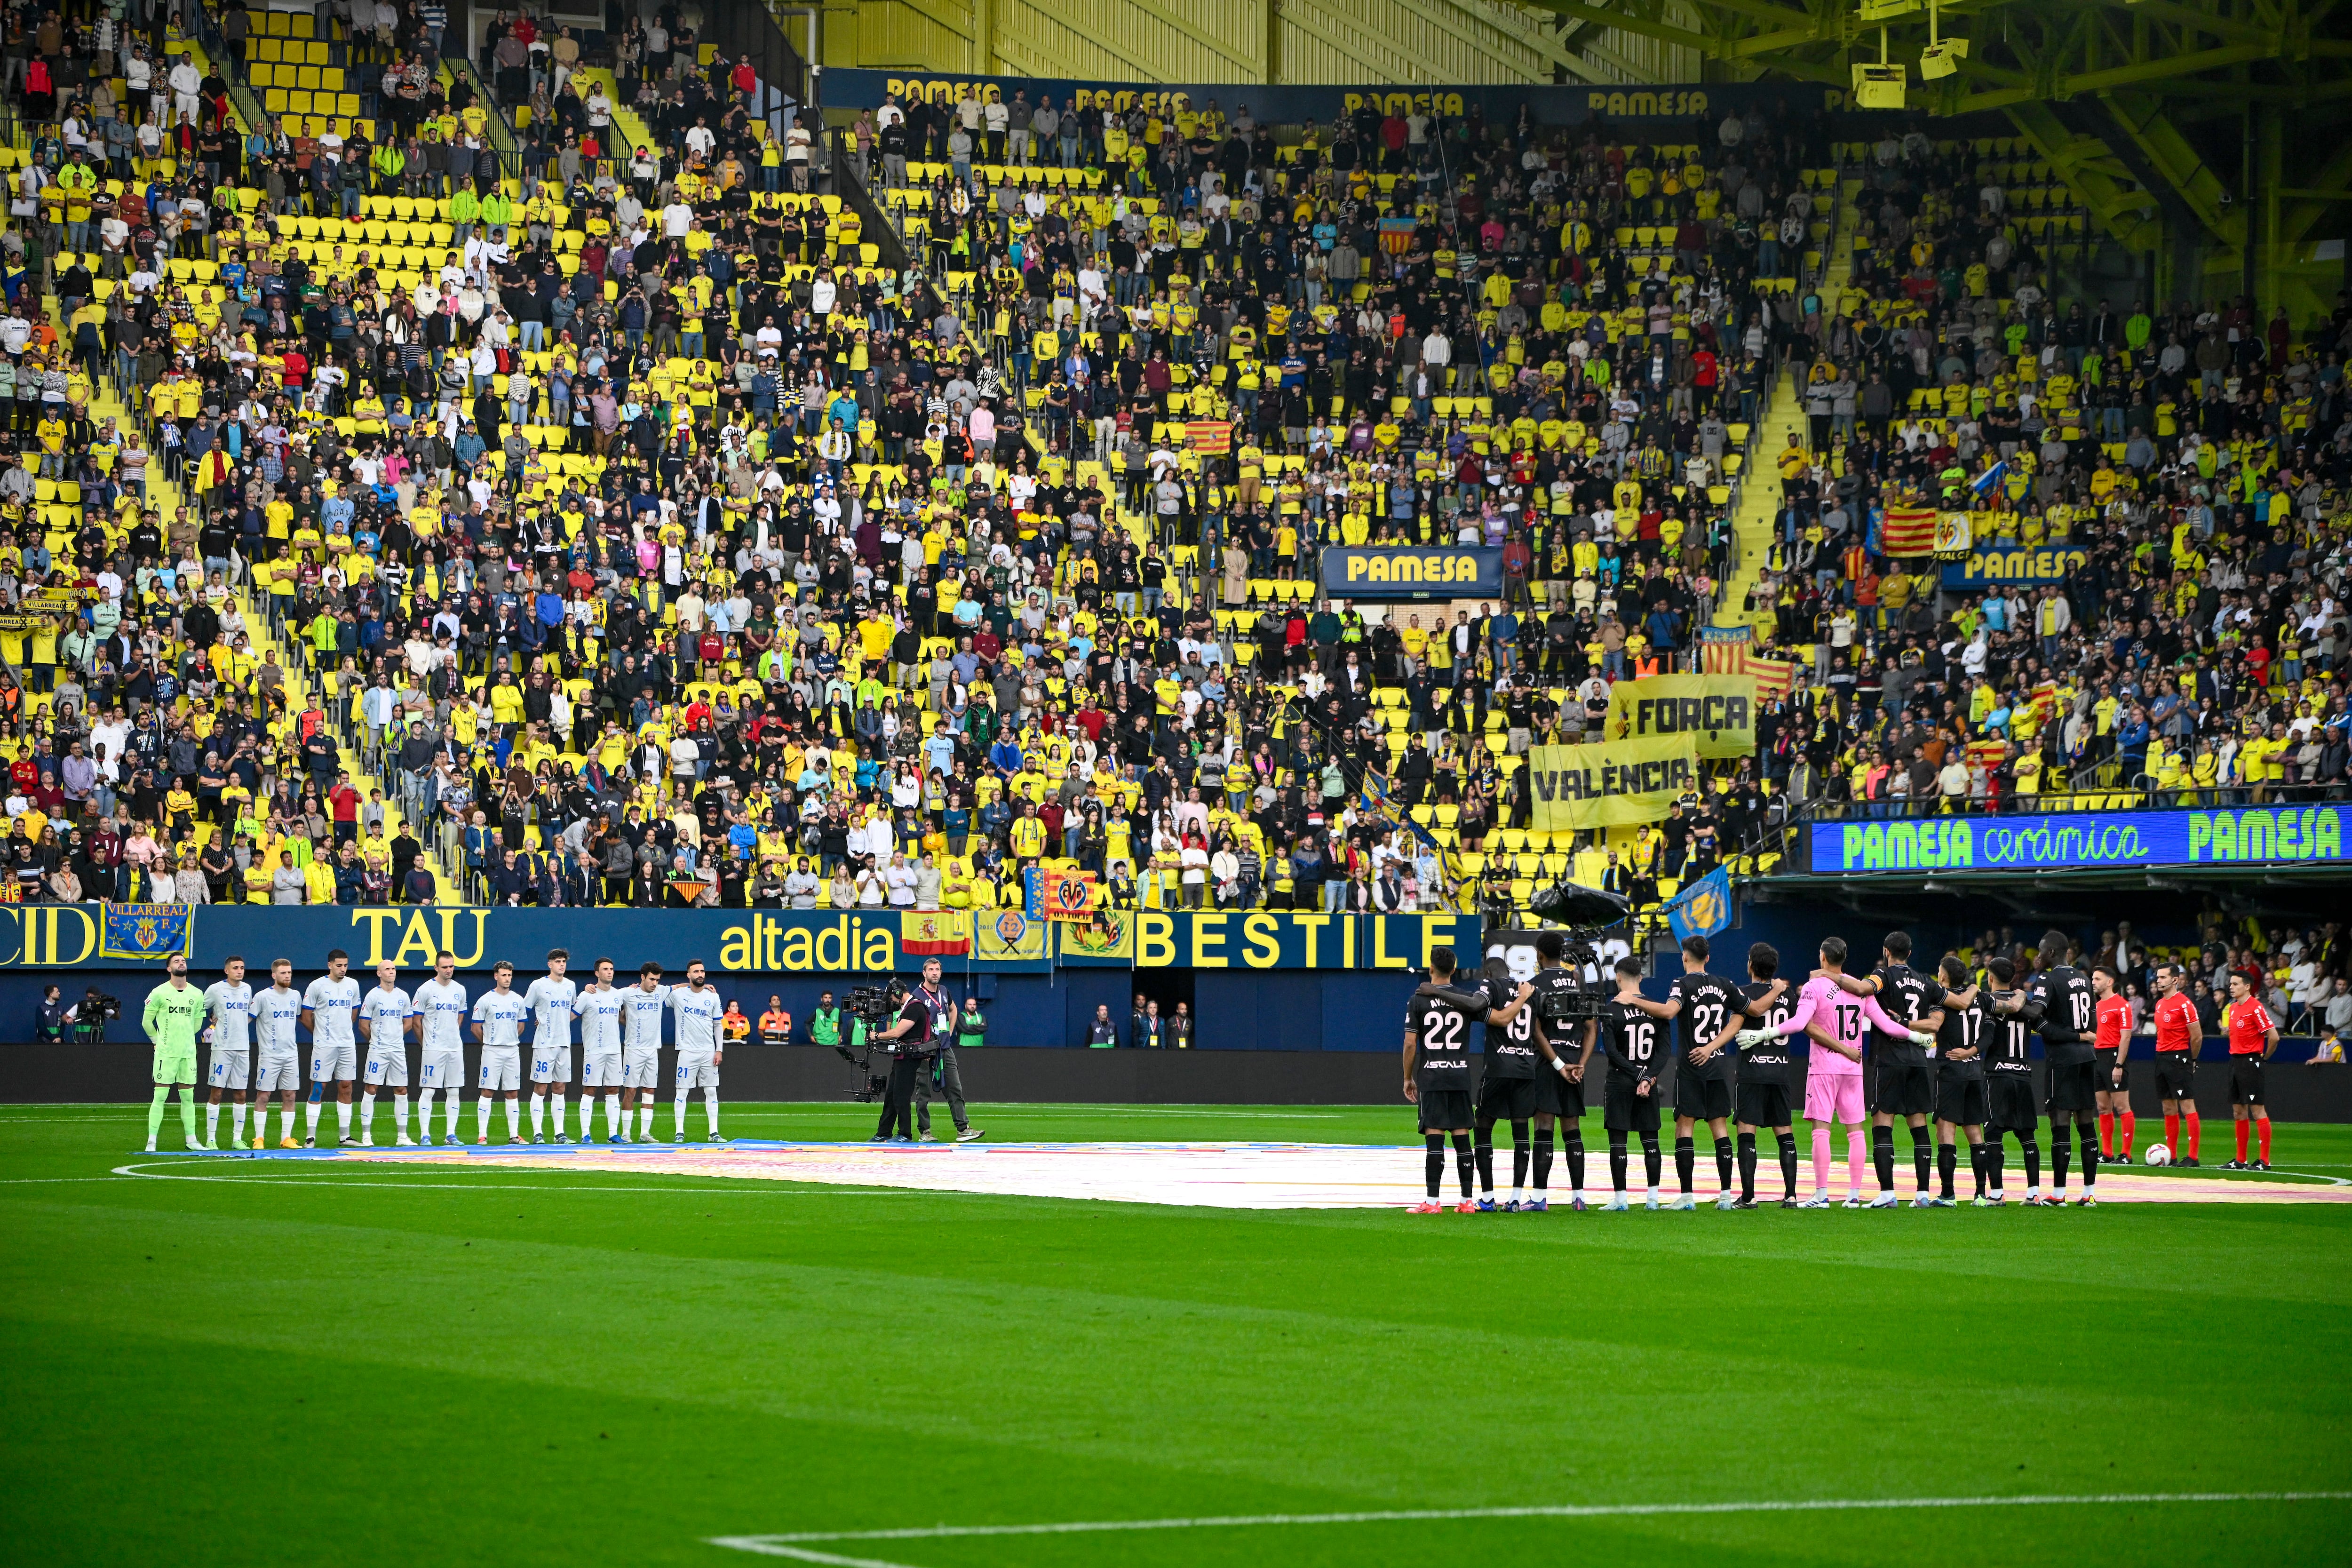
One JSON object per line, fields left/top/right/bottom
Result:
{"left": 2230, "top": 1056, "right": 2266, "bottom": 1106}
{"left": 1417, "top": 1088, "right": 1475, "bottom": 1133}
{"left": 2156, "top": 1051, "right": 2198, "bottom": 1102}
{"left": 1546, "top": 1067, "right": 1585, "bottom": 1118}
{"left": 2046, "top": 1058, "right": 2099, "bottom": 1114}
{"left": 2094, "top": 1048, "right": 2128, "bottom": 1095}
{"left": 1987, "top": 1074, "right": 2039, "bottom": 1133}
{"left": 1736, "top": 1079, "right": 1793, "bottom": 1129}
{"left": 1477, "top": 1075, "right": 1542, "bottom": 1125}
{"left": 1936, "top": 1072, "right": 1989, "bottom": 1128}
{"left": 1872, "top": 1055, "right": 1936, "bottom": 1117}
{"left": 1604, "top": 1074, "right": 1662, "bottom": 1134}
{"left": 1674, "top": 1064, "right": 1734, "bottom": 1122}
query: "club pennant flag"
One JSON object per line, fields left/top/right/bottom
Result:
{"left": 1024, "top": 866, "right": 1102, "bottom": 922}
{"left": 898, "top": 909, "right": 970, "bottom": 955}
{"left": 973, "top": 909, "right": 1048, "bottom": 964}
{"left": 1184, "top": 420, "right": 1232, "bottom": 455}
{"left": 667, "top": 878, "right": 712, "bottom": 907}
{"left": 1877, "top": 505, "right": 1938, "bottom": 558}
{"left": 1664, "top": 867, "right": 1733, "bottom": 944}
{"left": 99, "top": 902, "right": 195, "bottom": 961}
{"left": 1058, "top": 909, "right": 1135, "bottom": 962}
{"left": 1933, "top": 509, "right": 1974, "bottom": 556}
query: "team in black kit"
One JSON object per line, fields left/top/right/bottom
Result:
{"left": 1400, "top": 926, "right": 2138, "bottom": 1213}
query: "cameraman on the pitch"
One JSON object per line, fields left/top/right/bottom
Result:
{"left": 873, "top": 957, "right": 956, "bottom": 1143}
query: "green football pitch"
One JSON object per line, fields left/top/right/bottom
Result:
{"left": 5, "top": 1101, "right": 2350, "bottom": 1568}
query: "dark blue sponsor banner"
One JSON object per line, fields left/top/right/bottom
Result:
{"left": 1939, "top": 548, "right": 2090, "bottom": 588}
{"left": 0, "top": 906, "right": 1477, "bottom": 972}
{"left": 1811, "top": 806, "right": 2351, "bottom": 874}
{"left": 1320, "top": 546, "right": 1504, "bottom": 601}
{"left": 832, "top": 70, "right": 1843, "bottom": 126}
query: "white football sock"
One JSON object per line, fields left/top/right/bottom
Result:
{"left": 445, "top": 1095, "right": 461, "bottom": 1138}
{"left": 549, "top": 1095, "right": 566, "bottom": 1138}
{"left": 639, "top": 1104, "right": 656, "bottom": 1138}
{"left": 416, "top": 1088, "right": 434, "bottom": 1131}
{"left": 393, "top": 1092, "right": 409, "bottom": 1138}
{"left": 335, "top": 1102, "right": 351, "bottom": 1141}
{"left": 503, "top": 1098, "right": 520, "bottom": 1140}
{"left": 605, "top": 1096, "right": 623, "bottom": 1137}
{"left": 304, "top": 1101, "right": 321, "bottom": 1137}
{"left": 674, "top": 1095, "right": 689, "bottom": 1137}
{"left": 359, "top": 1092, "right": 377, "bottom": 1139}
{"left": 703, "top": 1088, "right": 720, "bottom": 1136}
{"left": 206, "top": 1102, "right": 222, "bottom": 1143}
{"left": 529, "top": 1096, "right": 545, "bottom": 1137}
{"left": 477, "top": 1098, "right": 493, "bottom": 1140}
{"left": 230, "top": 1102, "right": 247, "bottom": 1142}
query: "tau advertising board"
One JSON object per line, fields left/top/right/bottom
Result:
{"left": 1810, "top": 806, "right": 2351, "bottom": 874}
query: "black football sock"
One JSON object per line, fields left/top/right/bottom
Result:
{"left": 1775, "top": 1130, "right": 1800, "bottom": 1199}
{"left": 1565, "top": 1125, "right": 1587, "bottom": 1194}
{"left": 1872, "top": 1124, "right": 1897, "bottom": 1191}
{"left": 2021, "top": 1135, "right": 2042, "bottom": 1191}
{"left": 2050, "top": 1121, "right": 2072, "bottom": 1192}
{"left": 1509, "top": 1122, "right": 1530, "bottom": 1195}
{"left": 1714, "top": 1135, "right": 1736, "bottom": 1193}
{"left": 1911, "top": 1124, "right": 1934, "bottom": 1192}
{"left": 1424, "top": 1133, "right": 1445, "bottom": 1198}
{"left": 1608, "top": 1130, "right": 1629, "bottom": 1193}
{"left": 1736, "top": 1130, "right": 1758, "bottom": 1202}
{"left": 1937, "top": 1140, "right": 1956, "bottom": 1200}
{"left": 2079, "top": 1122, "right": 2100, "bottom": 1189}
{"left": 1641, "top": 1133, "right": 1662, "bottom": 1188}
{"left": 1532, "top": 1129, "right": 1555, "bottom": 1193}
{"left": 1451, "top": 1132, "right": 1474, "bottom": 1198}
{"left": 1473, "top": 1130, "right": 1495, "bottom": 1195}
{"left": 1674, "top": 1134, "right": 1696, "bottom": 1195}
{"left": 1969, "top": 1140, "right": 1987, "bottom": 1198}
{"left": 1984, "top": 1136, "right": 2005, "bottom": 1193}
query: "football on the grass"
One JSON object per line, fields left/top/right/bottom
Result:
{"left": 2144, "top": 1143, "right": 2173, "bottom": 1167}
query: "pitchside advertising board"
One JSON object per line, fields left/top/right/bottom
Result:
{"left": 1812, "top": 805, "right": 2351, "bottom": 874}
{"left": 0, "top": 906, "right": 1479, "bottom": 973}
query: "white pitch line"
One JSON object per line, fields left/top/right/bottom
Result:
{"left": 707, "top": 1490, "right": 2352, "bottom": 1563}
{"left": 108, "top": 1162, "right": 930, "bottom": 1194}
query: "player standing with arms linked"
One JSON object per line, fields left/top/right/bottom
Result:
{"left": 2222, "top": 971, "right": 2277, "bottom": 1170}
{"left": 1929, "top": 956, "right": 1990, "bottom": 1206}
{"left": 2006, "top": 931, "right": 2100, "bottom": 1204}
{"left": 2093, "top": 965, "right": 2134, "bottom": 1163}
{"left": 470, "top": 962, "right": 531, "bottom": 1146}
{"left": 575, "top": 959, "right": 629, "bottom": 1144}
{"left": 301, "top": 949, "right": 364, "bottom": 1146}
{"left": 1821, "top": 931, "right": 1947, "bottom": 1206}
{"left": 669, "top": 960, "right": 729, "bottom": 1142}
{"left": 621, "top": 963, "right": 672, "bottom": 1142}
{"left": 201, "top": 958, "right": 255, "bottom": 1152}
{"left": 412, "top": 954, "right": 470, "bottom": 1147}
{"left": 1523, "top": 931, "right": 1595, "bottom": 1212}
{"left": 1735, "top": 938, "right": 1937, "bottom": 1207}
{"left": 524, "top": 950, "right": 580, "bottom": 1143}
{"left": 253, "top": 960, "right": 306, "bottom": 1148}
{"left": 357, "top": 961, "right": 416, "bottom": 1146}
{"left": 1728, "top": 945, "right": 1796, "bottom": 1207}
{"left": 1401, "top": 947, "right": 1492, "bottom": 1211}
{"left": 1596, "top": 957, "right": 1669, "bottom": 1210}
{"left": 2152, "top": 962, "right": 2202, "bottom": 1165}
{"left": 142, "top": 955, "right": 208, "bottom": 1153}
{"left": 1640, "top": 934, "right": 1745, "bottom": 1210}
{"left": 1468, "top": 955, "right": 1543, "bottom": 1210}
{"left": 1979, "top": 956, "right": 2045, "bottom": 1204}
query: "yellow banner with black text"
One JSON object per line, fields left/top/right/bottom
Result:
{"left": 1528, "top": 735, "right": 1701, "bottom": 831}
{"left": 1603, "top": 672, "right": 1757, "bottom": 758}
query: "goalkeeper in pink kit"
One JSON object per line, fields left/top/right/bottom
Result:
{"left": 1737, "top": 937, "right": 1937, "bottom": 1208}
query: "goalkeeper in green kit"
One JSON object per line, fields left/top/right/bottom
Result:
{"left": 143, "top": 955, "right": 209, "bottom": 1153}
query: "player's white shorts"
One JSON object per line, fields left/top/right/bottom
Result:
{"left": 530, "top": 1044, "right": 574, "bottom": 1084}
{"left": 581, "top": 1050, "right": 624, "bottom": 1088}
{"left": 364, "top": 1045, "right": 410, "bottom": 1088}
{"left": 1804, "top": 1071, "right": 1866, "bottom": 1124}
{"left": 478, "top": 1047, "right": 522, "bottom": 1092}
{"left": 207, "top": 1050, "right": 250, "bottom": 1091}
{"left": 621, "top": 1050, "right": 661, "bottom": 1089}
{"left": 675, "top": 1055, "right": 720, "bottom": 1090}
{"left": 256, "top": 1053, "right": 301, "bottom": 1093}
{"left": 310, "top": 1040, "right": 357, "bottom": 1082}
{"left": 420, "top": 1047, "right": 466, "bottom": 1090}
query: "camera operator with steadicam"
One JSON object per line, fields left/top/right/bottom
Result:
{"left": 870, "top": 957, "right": 957, "bottom": 1144}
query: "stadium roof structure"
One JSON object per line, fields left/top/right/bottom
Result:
{"left": 1513, "top": 0, "right": 2352, "bottom": 307}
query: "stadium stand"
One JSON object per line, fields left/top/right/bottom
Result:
{"left": 0, "top": 0, "right": 2344, "bottom": 940}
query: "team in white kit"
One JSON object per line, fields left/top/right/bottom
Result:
{"left": 188, "top": 948, "right": 734, "bottom": 1149}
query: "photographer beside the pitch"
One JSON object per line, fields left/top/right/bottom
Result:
{"left": 872, "top": 958, "right": 957, "bottom": 1144}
